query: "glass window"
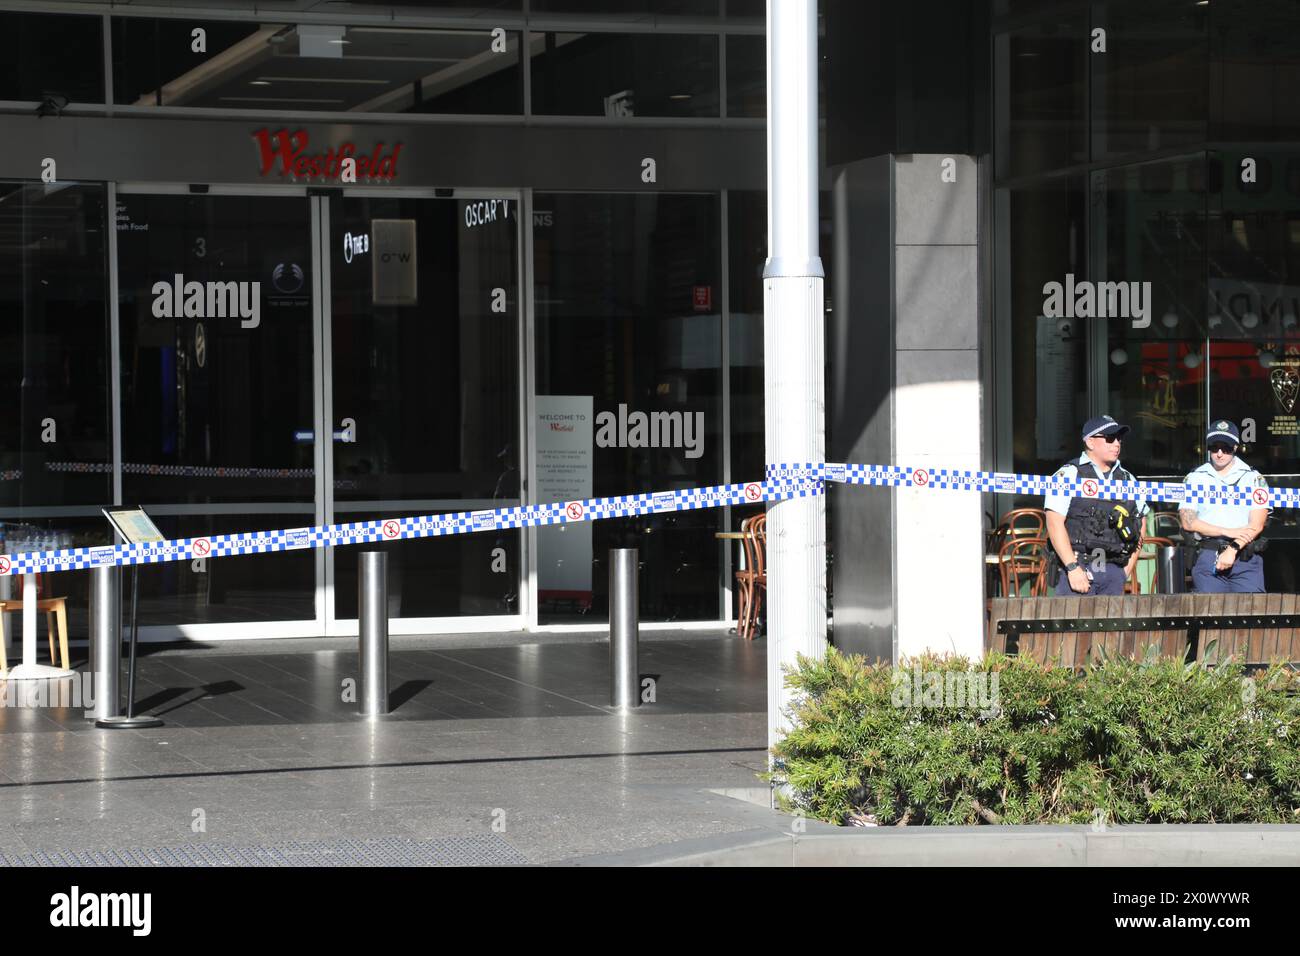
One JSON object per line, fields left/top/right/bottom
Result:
{"left": 0, "top": 181, "right": 112, "bottom": 640}
{"left": 117, "top": 194, "right": 316, "bottom": 625}
{"left": 534, "top": 193, "right": 722, "bottom": 622}
{"left": 727, "top": 190, "right": 766, "bottom": 487}
{"left": 112, "top": 19, "right": 523, "bottom": 114}
{"left": 998, "top": 175, "right": 1089, "bottom": 479}
{"left": 1090, "top": 0, "right": 1208, "bottom": 161}
{"left": 726, "top": 34, "right": 764, "bottom": 119}
{"left": 0, "top": 182, "right": 112, "bottom": 511}
{"left": 329, "top": 195, "right": 521, "bottom": 619}
{"left": 725, "top": 33, "right": 825, "bottom": 120}
{"left": 993, "top": 18, "right": 1087, "bottom": 180}
{"left": 1209, "top": 0, "right": 1300, "bottom": 143}
{"left": 0, "top": 13, "right": 103, "bottom": 104}
{"left": 1098, "top": 157, "right": 1210, "bottom": 477}
{"left": 530, "top": 32, "right": 719, "bottom": 117}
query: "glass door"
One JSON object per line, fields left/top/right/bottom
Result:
{"left": 116, "top": 188, "right": 319, "bottom": 636}
{"left": 322, "top": 190, "right": 524, "bottom": 634}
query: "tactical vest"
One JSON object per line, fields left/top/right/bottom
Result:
{"left": 1062, "top": 460, "right": 1140, "bottom": 561}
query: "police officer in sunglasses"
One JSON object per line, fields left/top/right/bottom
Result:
{"left": 1179, "top": 420, "right": 1269, "bottom": 593}
{"left": 1044, "top": 415, "right": 1147, "bottom": 595}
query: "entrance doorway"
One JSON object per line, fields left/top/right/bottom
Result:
{"left": 114, "top": 186, "right": 524, "bottom": 639}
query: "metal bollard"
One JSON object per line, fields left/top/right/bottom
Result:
{"left": 1157, "top": 544, "right": 1186, "bottom": 594}
{"left": 609, "top": 548, "right": 639, "bottom": 709}
{"left": 86, "top": 565, "right": 121, "bottom": 720}
{"left": 358, "top": 551, "right": 390, "bottom": 717}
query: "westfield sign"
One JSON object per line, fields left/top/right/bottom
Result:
{"left": 252, "top": 128, "right": 403, "bottom": 181}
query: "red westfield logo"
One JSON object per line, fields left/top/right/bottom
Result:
{"left": 252, "top": 128, "right": 403, "bottom": 181}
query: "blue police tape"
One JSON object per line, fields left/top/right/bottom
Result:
{"left": 0, "top": 461, "right": 1288, "bottom": 575}
{"left": 811, "top": 462, "right": 1293, "bottom": 508}
{"left": 0, "top": 477, "right": 807, "bottom": 576}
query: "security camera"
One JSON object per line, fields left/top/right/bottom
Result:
{"left": 35, "top": 92, "right": 69, "bottom": 118}
{"left": 1056, "top": 316, "right": 1075, "bottom": 337}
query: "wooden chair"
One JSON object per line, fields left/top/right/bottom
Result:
{"left": 998, "top": 536, "right": 1050, "bottom": 598}
{"left": 0, "top": 574, "right": 69, "bottom": 670}
{"left": 733, "top": 515, "right": 757, "bottom": 638}
{"left": 1126, "top": 536, "right": 1175, "bottom": 595}
{"left": 736, "top": 514, "right": 767, "bottom": 639}
{"left": 987, "top": 509, "right": 1047, "bottom": 595}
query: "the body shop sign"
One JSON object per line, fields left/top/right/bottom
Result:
{"left": 253, "top": 128, "right": 403, "bottom": 182}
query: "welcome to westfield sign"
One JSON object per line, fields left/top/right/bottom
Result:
{"left": 252, "top": 128, "right": 403, "bottom": 181}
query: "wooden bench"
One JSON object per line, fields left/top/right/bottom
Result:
{"left": 987, "top": 593, "right": 1300, "bottom": 667}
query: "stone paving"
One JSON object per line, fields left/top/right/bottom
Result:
{"left": 0, "top": 630, "right": 772, "bottom": 865}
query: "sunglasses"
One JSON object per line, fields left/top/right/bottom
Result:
{"left": 1090, "top": 433, "right": 1122, "bottom": 444}
{"left": 1208, "top": 442, "right": 1238, "bottom": 455}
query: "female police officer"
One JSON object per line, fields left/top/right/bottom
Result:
{"left": 1178, "top": 420, "right": 1268, "bottom": 593}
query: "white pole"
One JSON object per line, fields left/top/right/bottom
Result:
{"left": 765, "top": 0, "right": 828, "bottom": 755}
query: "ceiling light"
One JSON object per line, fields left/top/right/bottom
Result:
{"left": 219, "top": 96, "right": 346, "bottom": 104}
{"left": 257, "top": 76, "right": 389, "bottom": 85}
{"left": 250, "top": 80, "right": 271, "bottom": 86}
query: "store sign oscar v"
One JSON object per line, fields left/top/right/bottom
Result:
{"left": 252, "top": 128, "right": 403, "bottom": 181}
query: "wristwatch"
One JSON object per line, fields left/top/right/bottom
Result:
{"left": 1063, "top": 561, "right": 1080, "bottom": 573}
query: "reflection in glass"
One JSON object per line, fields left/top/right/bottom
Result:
{"left": 118, "top": 195, "right": 315, "bottom": 505}
{"left": 1100, "top": 157, "right": 1210, "bottom": 476}
{"left": 117, "top": 194, "right": 316, "bottom": 624}
{"left": 0, "top": 182, "right": 111, "bottom": 640}
{"left": 330, "top": 195, "right": 520, "bottom": 618}
{"left": 135, "top": 513, "right": 315, "bottom": 625}
{"left": 999, "top": 175, "right": 1089, "bottom": 480}
{"left": 0, "top": 13, "right": 103, "bottom": 103}
{"left": 1091, "top": 0, "right": 1208, "bottom": 160}
{"left": 0, "top": 183, "right": 112, "bottom": 510}
{"left": 725, "top": 33, "right": 825, "bottom": 120}
{"left": 530, "top": 33, "right": 719, "bottom": 117}
{"left": 535, "top": 193, "right": 721, "bottom": 621}
{"left": 993, "top": 18, "right": 1086, "bottom": 180}
{"left": 1210, "top": 0, "right": 1300, "bottom": 143}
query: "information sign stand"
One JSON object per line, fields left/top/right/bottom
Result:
{"left": 95, "top": 507, "right": 165, "bottom": 729}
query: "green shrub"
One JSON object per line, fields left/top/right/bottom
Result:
{"left": 769, "top": 649, "right": 1300, "bottom": 825}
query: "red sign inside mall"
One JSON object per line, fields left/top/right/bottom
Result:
{"left": 252, "top": 128, "right": 404, "bottom": 182}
